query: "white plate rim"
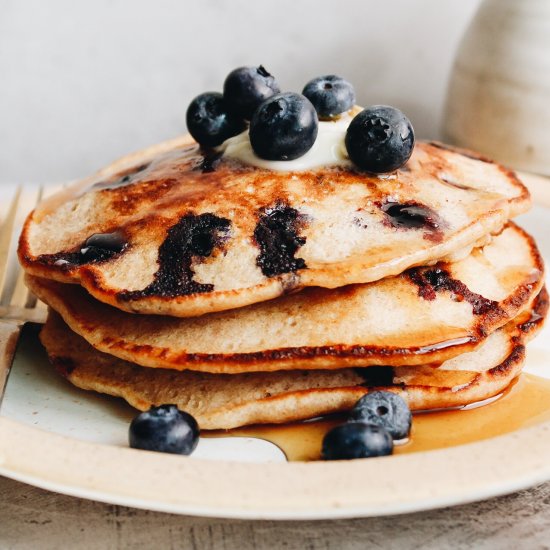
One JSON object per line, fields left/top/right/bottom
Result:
{"left": 2, "top": 415, "right": 550, "bottom": 520}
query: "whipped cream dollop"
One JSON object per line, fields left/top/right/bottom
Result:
{"left": 219, "top": 111, "right": 356, "bottom": 172}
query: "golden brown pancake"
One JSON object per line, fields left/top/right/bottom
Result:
{"left": 26, "top": 224, "right": 544, "bottom": 373}
{"left": 39, "top": 289, "right": 546, "bottom": 429}
{"left": 19, "top": 137, "right": 530, "bottom": 317}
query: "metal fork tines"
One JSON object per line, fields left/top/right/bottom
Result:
{"left": 0, "top": 186, "right": 48, "bottom": 325}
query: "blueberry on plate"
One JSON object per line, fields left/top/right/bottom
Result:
{"left": 322, "top": 422, "right": 393, "bottom": 460}
{"left": 186, "top": 92, "right": 246, "bottom": 147}
{"left": 345, "top": 105, "right": 415, "bottom": 173}
{"left": 249, "top": 92, "right": 318, "bottom": 161}
{"left": 302, "top": 75, "right": 355, "bottom": 118}
{"left": 223, "top": 65, "right": 280, "bottom": 119}
{"left": 349, "top": 391, "right": 412, "bottom": 440}
{"left": 129, "top": 405, "right": 200, "bottom": 455}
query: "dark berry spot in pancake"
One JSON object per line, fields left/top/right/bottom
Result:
{"left": 254, "top": 204, "right": 307, "bottom": 277}
{"left": 380, "top": 201, "right": 445, "bottom": 242}
{"left": 190, "top": 232, "right": 215, "bottom": 256}
{"left": 118, "top": 213, "right": 230, "bottom": 300}
{"left": 80, "top": 232, "right": 128, "bottom": 262}
{"left": 381, "top": 201, "right": 441, "bottom": 230}
{"left": 37, "top": 251, "right": 82, "bottom": 269}
{"left": 355, "top": 366, "right": 395, "bottom": 387}
{"left": 36, "top": 231, "right": 128, "bottom": 268}
{"left": 406, "top": 266, "right": 499, "bottom": 315}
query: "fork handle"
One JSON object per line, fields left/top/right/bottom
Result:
{"left": 0, "top": 322, "right": 22, "bottom": 406}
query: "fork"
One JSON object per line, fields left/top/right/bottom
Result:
{"left": 0, "top": 185, "right": 51, "bottom": 405}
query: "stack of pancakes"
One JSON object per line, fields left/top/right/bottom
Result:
{"left": 18, "top": 138, "right": 547, "bottom": 430}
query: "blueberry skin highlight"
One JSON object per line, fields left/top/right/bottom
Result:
{"left": 80, "top": 231, "right": 127, "bottom": 262}
{"left": 249, "top": 92, "right": 319, "bottom": 161}
{"left": 129, "top": 405, "right": 200, "bottom": 455}
{"left": 345, "top": 105, "right": 415, "bottom": 173}
{"left": 302, "top": 75, "right": 356, "bottom": 118}
{"left": 223, "top": 65, "right": 280, "bottom": 119}
{"left": 349, "top": 391, "right": 412, "bottom": 440}
{"left": 186, "top": 92, "right": 246, "bottom": 147}
{"left": 322, "top": 422, "right": 393, "bottom": 460}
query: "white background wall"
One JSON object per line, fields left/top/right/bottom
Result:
{"left": 0, "top": 0, "right": 481, "bottom": 183}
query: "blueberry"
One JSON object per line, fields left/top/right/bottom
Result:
{"left": 345, "top": 105, "right": 415, "bottom": 173}
{"left": 129, "top": 405, "right": 199, "bottom": 455}
{"left": 322, "top": 422, "right": 393, "bottom": 460}
{"left": 349, "top": 391, "right": 412, "bottom": 440}
{"left": 223, "top": 65, "right": 280, "bottom": 119}
{"left": 249, "top": 92, "right": 318, "bottom": 161}
{"left": 302, "top": 75, "right": 355, "bottom": 118}
{"left": 186, "top": 92, "right": 245, "bottom": 147}
{"left": 80, "top": 231, "right": 127, "bottom": 262}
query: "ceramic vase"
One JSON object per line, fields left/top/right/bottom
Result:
{"left": 443, "top": 0, "right": 550, "bottom": 175}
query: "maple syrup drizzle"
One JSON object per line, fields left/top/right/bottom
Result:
{"left": 205, "top": 374, "right": 550, "bottom": 461}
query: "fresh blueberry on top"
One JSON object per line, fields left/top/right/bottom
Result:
{"left": 186, "top": 92, "right": 246, "bottom": 147}
{"left": 302, "top": 75, "right": 355, "bottom": 118}
{"left": 322, "top": 422, "right": 393, "bottom": 460}
{"left": 129, "top": 405, "right": 200, "bottom": 455}
{"left": 345, "top": 105, "right": 415, "bottom": 173}
{"left": 249, "top": 92, "right": 318, "bottom": 161}
{"left": 223, "top": 65, "right": 281, "bottom": 119}
{"left": 349, "top": 391, "right": 412, "bottom": 440}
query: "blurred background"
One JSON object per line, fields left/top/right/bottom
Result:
{"left": 0, "top": 0, "right": 482, "bottom": 184}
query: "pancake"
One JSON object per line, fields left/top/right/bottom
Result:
{"left": 26, "top": 223, "right": 544, "bottom": 373}
{"left": 39, "top": 290, "right": 546, "bottom": 429}
{"left": 19, "top": 138, "right": 530, "bottom": 317}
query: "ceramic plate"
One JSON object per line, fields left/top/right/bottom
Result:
{"left": 0, "top": 203, "right": 549, "bottom": 520}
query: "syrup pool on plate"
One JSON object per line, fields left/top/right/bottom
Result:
{"left": 205, "top": 373, "right": 550, "bottom": 461}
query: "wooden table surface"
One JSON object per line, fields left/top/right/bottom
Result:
{"left": 2, "top": 475, "right": 550, "bottom": 549}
